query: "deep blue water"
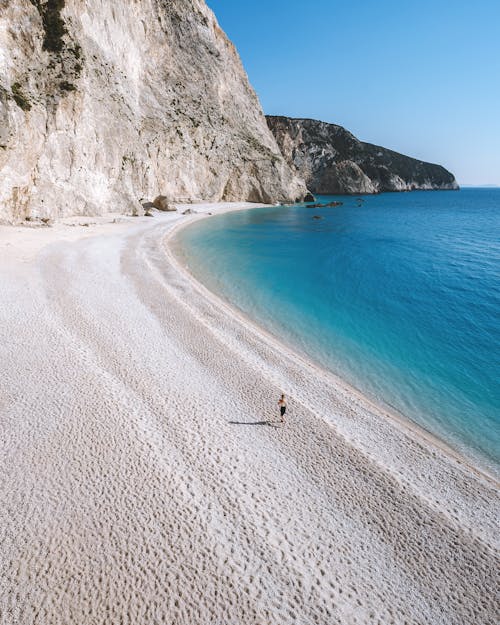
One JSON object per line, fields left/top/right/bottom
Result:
{"left": 178, "top": 189, "right": 500, "bottom": 474}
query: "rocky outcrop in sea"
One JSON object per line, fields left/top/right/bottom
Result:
{"left": 0, "top": 1, "right": 305, "bottom": 223}
{"left": 266, "top": 116, "right": 458, "bottom": 195}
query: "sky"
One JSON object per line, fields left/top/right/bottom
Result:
{"left": 207, "top": 0, "right": 500, "bottom": 185}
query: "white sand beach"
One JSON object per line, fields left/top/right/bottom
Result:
{"left": 0, "top": 204, "right": 498, "bottom": 625}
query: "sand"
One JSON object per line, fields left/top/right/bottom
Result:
{"left": 0, "top": 204, "right": 498, "bottom": 625}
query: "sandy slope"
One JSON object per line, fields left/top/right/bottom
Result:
{"left": 0, "top": 206, "right": 498, "bottom": 625}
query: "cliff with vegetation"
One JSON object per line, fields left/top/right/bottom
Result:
{"left": 267, "top": 116, "right": 458, "bottom": 195}
{"left": 0, "top": 0, "right": 305, "bottom": 223}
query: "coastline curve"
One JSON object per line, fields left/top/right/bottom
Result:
{"left": 161, "top": 210, "right": 499, "bottom": 538}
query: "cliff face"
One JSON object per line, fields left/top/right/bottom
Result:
{"left": 267, "top": 116, "right": 458, "bottom": 195}
{"left": 0, "top": 1, "right": 306, "bottom": 223}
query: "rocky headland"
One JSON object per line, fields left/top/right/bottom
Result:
{"left": 267, "top": 115, "right": 459, "bottom": 195}
{"left": 0, "top": 0, "right": 305, "bottom": 223}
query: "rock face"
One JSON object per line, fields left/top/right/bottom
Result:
{"left": 0, "top": 1, "right": 306, "bottom": 223}
{"left": 266, "top": 116, "right": 459, "bottom": 195}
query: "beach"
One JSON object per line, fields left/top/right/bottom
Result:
{"left": 0, "top": 204, "right": 498, "bottom": 625}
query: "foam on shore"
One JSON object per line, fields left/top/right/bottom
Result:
{"left": 0, "top": 204, "right": 498, "bottom": 625}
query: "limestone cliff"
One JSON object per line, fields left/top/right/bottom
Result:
{"left": 267, "top": 116, "right": 458, "bottom": 195}
{"left": 0, "top": 1, "right": 306, "bottom": 223}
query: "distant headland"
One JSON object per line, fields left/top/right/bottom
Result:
{"left": 267, "top": 115, "right": 458, "bottom": 195}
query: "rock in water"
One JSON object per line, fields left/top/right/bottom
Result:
{"left": 266, "top": 116, "right": 459, "bottom": 195}
{"left": 0, "top": 1, "right": 306, "bottom": 223}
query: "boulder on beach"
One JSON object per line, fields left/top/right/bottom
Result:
{"left": 153, "top": 196, "right": 177, "bottom": 212}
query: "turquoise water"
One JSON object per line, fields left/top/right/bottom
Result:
{"left": 178, "top": 189, "right": 500, "bottom": 474}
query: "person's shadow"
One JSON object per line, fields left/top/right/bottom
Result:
{"left": 228, "top": 420, "right": 269, "bottom": 426}
{"left": 228, "top": 420, "right": 282, "bottom": 428}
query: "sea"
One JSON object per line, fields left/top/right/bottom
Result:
{"left": 177, "top": 189, "right": 500, "bottom": 476}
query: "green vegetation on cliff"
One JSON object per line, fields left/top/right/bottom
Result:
{"left": 29, "top": 0, "right": 67, "bottom": 53}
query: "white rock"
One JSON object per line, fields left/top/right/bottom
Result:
{"left": 0, "top": 0, "right": 306, "bottom": 223}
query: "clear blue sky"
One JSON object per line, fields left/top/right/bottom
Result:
{"left": 207, "top": 0, "right": 500, "bottom": 185}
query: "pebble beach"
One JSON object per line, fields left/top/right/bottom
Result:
{"left": 0, "top": 205, "right": 498, "bottom": 625}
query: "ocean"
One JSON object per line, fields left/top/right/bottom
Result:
{"left": 177, "top": 189, "right": 500, "bottom": 475}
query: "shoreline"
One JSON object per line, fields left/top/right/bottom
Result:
{"left": 168, "top": 207, "right": 499, "bottom": 486}
{"left": 1, "top": 202, "right": 498, "bottom": 624}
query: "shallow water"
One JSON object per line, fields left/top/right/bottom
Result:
{"left": 178, "top": 189, "right": 500, "bottom": 474}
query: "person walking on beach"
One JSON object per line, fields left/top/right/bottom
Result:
{"left": 278, "top": 394, "right": 287, "bottom": 423}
